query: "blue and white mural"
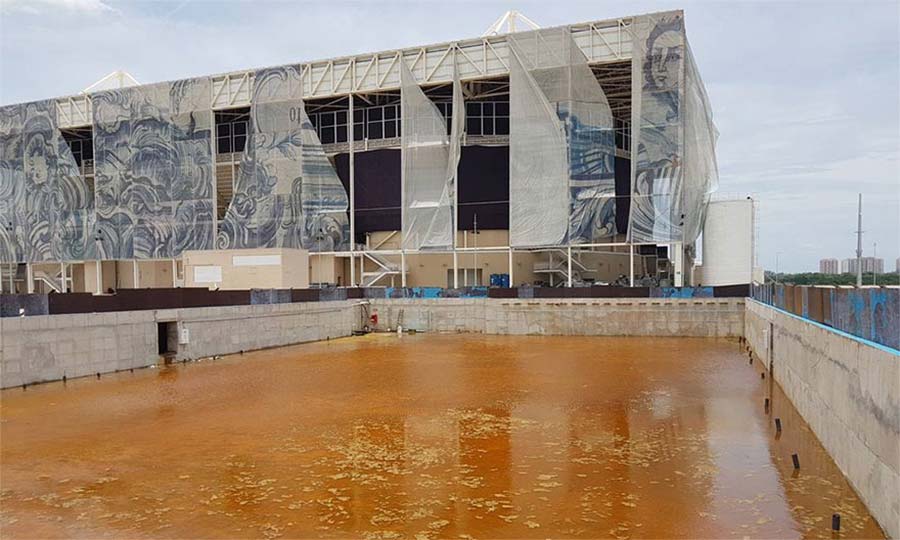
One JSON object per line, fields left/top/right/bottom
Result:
{"left": 217, "top": 66, "right": 349, "bottom": 251}
{"left": 629, "top": 13, "right": 687, "bottom": 244}
{"left": 562, "top": 104, "right": 617, "bottom": 243}
{"left": 0, "top": 100, "right": 95, "bottom": 263}
{"left": 508, "top": 28, "right": 617, "bottom": 247}
{"left": 92, "top": 78, "right": 215, "bottom": 259}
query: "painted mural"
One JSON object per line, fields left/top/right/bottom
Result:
{"left": 0, "top": 100, "right": 94, "bottom": 263}
{"left": 217, "top": 66, "right": 349, "bottom": 251}
{"left": 563, "top": 105, "right": 617, "bottom": 243}
{"left": 92, "top": 78, "right": 215, "bottom": 259}
{"left": 508, "top": 28, "right": 617, "bottom": 247}
{"left": 629, "top": 13, "right": 686, "bottom": 244}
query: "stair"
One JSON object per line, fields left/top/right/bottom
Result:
{"left": 361, "top": 252, "right": 401, "bottom": 287}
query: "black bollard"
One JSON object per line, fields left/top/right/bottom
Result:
{"left": 761, "top": 372, "right": 766, "bottom": 379}
{"left": 62, "top": 374, "right": 67, "bottom": 383}
{"left": 791, "top": 453, "right": 800, "bottom": 469}
{"left": 832, "top": 514, "right": 840, "bottom": 532}
{"left": 775, "top": 418, "right": 782, "bottom": 432}
{"left": 96, "top": 372, "right": 101, "bottom": 379}
{"left": 764, "top": 398, "right": 770, "bottom": 413}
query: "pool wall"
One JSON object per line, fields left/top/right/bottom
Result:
{"left": 745, "top": 299, "right": 899, "bottom": 538}
{"left": 368, "top": 297, "right": 745, "bottom": 337}
{"left": 0, "top": 300, "right": 360, "bottom": 389}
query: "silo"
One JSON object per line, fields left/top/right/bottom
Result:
{"left": 700, "top": 198, "right": 755, "bottom": 286}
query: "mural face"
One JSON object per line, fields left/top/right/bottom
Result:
{"left": 217, "top": 66, "right": 349, "bottom": 252}
{"left": 629, "top": 13, "right": 686, "bottom": 244}
{"left": 0, "top": 100, "right": 94, "bottom": 263}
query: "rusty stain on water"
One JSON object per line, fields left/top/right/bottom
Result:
{"left": 0, "top": 334, "right": 886, "bottom": 539}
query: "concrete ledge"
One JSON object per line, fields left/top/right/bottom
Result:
{"left": 745, "top": 299, "right": 899, "bottom": 538}
{"left": 0, "top": 300, "right": 361, "bottom": 389}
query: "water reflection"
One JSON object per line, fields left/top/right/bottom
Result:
{"left": 0, "top": 335, "right": 885, "bottom": 539}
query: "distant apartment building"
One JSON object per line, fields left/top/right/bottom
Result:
{"left": 842, "top": 257, "right": 884, "bottom": 274}
{"left": 819, "top": 258, "right": 840, "bottom": 274}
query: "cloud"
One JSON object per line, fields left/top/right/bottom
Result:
{"left": 1, "top": 0, "right": 117, "bottom": 15}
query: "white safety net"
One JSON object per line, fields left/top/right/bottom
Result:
{"left": 399, "top": 60, "right": 458, "bottom": 250}
{"left": 628, "top": 13, "right": 717, "bottom": 245}
{"left": 681, "top": 42, "right": 719, "bottom": 243}
{"left": 508, "top": 28, "right": 617, "bottom": 247}
{"left": 629, "top": 13, "right": 684, "bottom": 244}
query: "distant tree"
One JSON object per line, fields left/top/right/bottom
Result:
{"left": 773, "top": 272, "right": 900, "bottom": 286}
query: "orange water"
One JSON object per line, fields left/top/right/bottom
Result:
{"left": 0, "top": 334, "right": 884, "bottom": 539}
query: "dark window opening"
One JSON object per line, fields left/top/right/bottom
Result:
{"left": 214, "top": 107, "right": 250, "bottom": 155}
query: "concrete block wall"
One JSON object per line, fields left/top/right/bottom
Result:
{"left": 173, "top": 301, "right": 360, "bottom": 361}
{"left": 368, "top": 297, "right": 745, "bottom": 337}
{"left": 745, "top": 299, "right": 899, "bottom": 538}
{"left": 0, "top": 300, "right": 361, "bottom": 388}
{"left": 0, "top": 310, "right": 158, "bottom": 388}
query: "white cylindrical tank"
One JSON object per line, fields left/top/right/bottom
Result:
{"left": 701, "top": 198, "right": 755, "bottom": 286}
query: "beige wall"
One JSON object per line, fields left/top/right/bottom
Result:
{"left": 356, "top": 230, "right": 652, "bottom": 288}
{"left": 83, "top": 261, "right": 117, "bottom": 294}
{"left": 183, "top": 248, "right": 309, "bottom": 290}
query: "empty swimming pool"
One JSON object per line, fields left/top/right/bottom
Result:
{"left": 0, "top": 334, "right": 885, "bottom": 539}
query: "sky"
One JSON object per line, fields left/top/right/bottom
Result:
{"left": 1, "top": 0, "right": 898, "bottom": 273}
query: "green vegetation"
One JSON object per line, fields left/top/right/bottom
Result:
{"left": 766, "top": 272, "right": 900, "bottom": 286}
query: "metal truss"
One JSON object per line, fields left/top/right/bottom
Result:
{"left": 55, "top": 16, "right": 635, "bottom": 129}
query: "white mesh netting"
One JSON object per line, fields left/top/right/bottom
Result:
{"left": 508, "top": 28, "right": 617, "bottom": 247}
{"left": 629, "top": 12, "right": 717, "bottom": 245}
{"left": 399, "top": 59, "right": 461, "bottom": 250}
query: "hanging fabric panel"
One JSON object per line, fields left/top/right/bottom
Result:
{"left": 0, "top": 100, "right": 95, "bottom": 263}
{"left": 400, "top": 59, "right": 455, "bottom": 250}
{"left": 508, "top": 28, "right": 617, "bottom": 247}
{"left": 299, "top": 106, "right": 350, "bottom": 251}
{"left": 218, "top": 66, "right": 350, "bottom": 252}
{"left": 507, "top": 31, "right": 569, "bottom": 247}
{"left": 93, "top": 77, "right": 214, "bottom": 259}
{"left": 681, "top": 41, "right": 719, "bottom": 244}
{"left": 218, "top": 66, "right": 305, "bottom": 250}
{"left": 628, "top": 13, "right": 686, "bottom": 244}
{"left": 0, "top": 101, "right": 91, "bottom": 263}
{"left": 563, "top": 32, "right": 617, "bottom": 243}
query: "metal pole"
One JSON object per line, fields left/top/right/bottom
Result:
{"left": 60, "top": 262, "right": 66, "bottom": 293}
{"left": 400, "top": 250, "right": 407, "bottom": 287}
{"left": 463, "top": 232, "right": 468, "bottom": 286}
{"left": 473, "top": 213, "right": 478, "bottom": 286}
{"left": 7, "top": 263, "right": 13, "bottom": 294}
{"left": 508, "top": 248, "right": 514, "bottom": 287}
{"left": 95, "top": 260, "right": 102, "bottom": 294}
{"left": 172, "top": 258, "right": 178, "bottom": 287}
{"left": 133, "top": 259, "right": 139, "bottom": 289}
{"left": 856, "top": 193, "right": 863, "bottom": 287}
{"left": 567, "top": 246, "right": 573, "bottom": 287}
{"left": 629, "top": 244, "right": 635, "bottom": 287}
{"left": 453, "top": 250, "right": 459, "bottom": 288}
{"left": 349, "top": 93, "right": 356, "bottom": 287}
{"left": 26, "top": 263, "right": 34, "bottom": 294}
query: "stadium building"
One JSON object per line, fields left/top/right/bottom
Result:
{"left": 0, "top": 9, "right": 721, "bottom": 293}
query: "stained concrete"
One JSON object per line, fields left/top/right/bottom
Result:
{"left": 368, "top": 297, "right": 745, "bottom": 337}
{"left": 0, "top": 301, "right": 360, "bottom": 389}
{"left": 745, "top": 299, "right": 899, "bottom": 538}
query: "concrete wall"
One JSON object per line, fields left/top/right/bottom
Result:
{"left": 745, "top": 299, "right": 899, "bottom": 538}
{"left": 0, "top": 300, "right": 359, "bottom": 389}
{"left": 183, "top": 248, "right": 310, "bottom": 290}
{"left": 368, "top": 297, "right": 745, "bottom": 337}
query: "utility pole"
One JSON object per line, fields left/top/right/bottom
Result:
{"left": 855, "top": 193, "right": 863, "bottom": 287}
